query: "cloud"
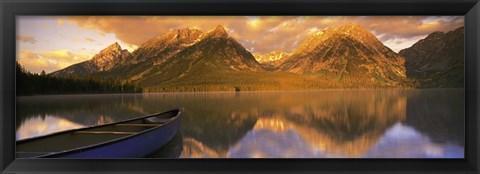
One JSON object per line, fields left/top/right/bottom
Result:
{"left": 17, "top": 49, "right": 93, "bottom": 74}
{"left": 41, "top": 50, "right": 75, "bottom": 62}
{"left": 72, "top": 37, "right": 96, "bottom": 42}
{"left": 58, "top": 16, "right": 180, "bottom": 46}
{"left": 41, "top": 50, "right": 92, "bottom": 65}
{"left": 123, "top": 44, "right": 138, "bottom": 53}
{"left": 382, "top": 35, "right": 429, "bottom": 52}
{"left": 84, "top": 37, "right": 95, "bottom": 42}
{"left": 61, "top": 16, "right": 463, "bottom": 54}
{"left": 16, "top": 34, "right": 37, "bottom": 44}
{"left": 17, "top": 50, "right": 58, "bottom": 74}
{"left": 60, "top": 16, "right": 300, "bottom": 51}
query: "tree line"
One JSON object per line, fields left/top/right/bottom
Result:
{"left": 16, "top": 62, "right": 142, "bottom": 96}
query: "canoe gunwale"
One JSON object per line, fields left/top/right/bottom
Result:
{"left": 16, "top": 108, "right": 182, "bottom": 158}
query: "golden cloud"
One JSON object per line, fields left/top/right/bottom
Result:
{"left": 16, "top": 34, "right": 37, "bottom": 44}
{"left": 84, "top": 37, "right": 95, "bottom": 42}
{"left": 72, "top": 37, "right": 96, "bottom": 42}
{"left": 17, "top": 50, "right": 58, "bottom": 74}
{"left": 60, "top": 16, "right": 463, "bottom": 54}
{"left": 17, "top": 49, "right": 93, "bottom": 74}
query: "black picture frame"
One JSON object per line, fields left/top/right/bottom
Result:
{"left": 1, "top": 0, "right": 479, "bottom": 173}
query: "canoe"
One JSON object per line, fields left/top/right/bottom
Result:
{"left": 146, "top": 131, "right": 183, "bottom": 158}
{"left": 16, "top": 108, "right": 182, "bottom": 158}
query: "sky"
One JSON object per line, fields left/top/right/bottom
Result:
{"left": 16, "top": 16, "right": 464, "bottom": 74}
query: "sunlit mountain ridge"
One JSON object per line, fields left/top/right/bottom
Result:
{"left": 49, "top": 25, "right": 464, "bottom": 91}
{"left": 399, "top": 27, "right": 464, "bottom": 88}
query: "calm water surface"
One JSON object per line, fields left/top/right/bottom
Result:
{"left": 16, "top": 89, "right": 465, "bottom": 158}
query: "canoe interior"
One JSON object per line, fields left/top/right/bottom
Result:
{"left": 16, "top": 110, "right": 179, "bottom": 155}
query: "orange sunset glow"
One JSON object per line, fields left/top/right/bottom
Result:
{"left": 17, "top": 16, "right": 463, "bottom": 74}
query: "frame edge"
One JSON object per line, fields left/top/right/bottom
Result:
{"left": 1, "top": 0, "right": 480, "bottom": 173}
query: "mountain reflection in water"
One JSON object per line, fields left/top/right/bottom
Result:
{"left": 16, "top": 89, "right": 464, "bottom": 158}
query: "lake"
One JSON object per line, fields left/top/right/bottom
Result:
{"left": 16, "top": 89, "right": 465, "bottom": 158}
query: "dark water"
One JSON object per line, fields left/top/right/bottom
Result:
{"left": 16, "top": 89, "right": 465, "bottom": 158}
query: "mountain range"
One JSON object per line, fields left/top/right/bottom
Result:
{"left": 50, "top": 24, "right": 464, "bottom": 91}
{"left": 279, "top": 24, "right": 409, "bottom": 87}
{"left": 51, "top": 42, "right": 131, "bottom": 78}
{"left": 253, "top": 51, "right": 291, "bottom": 69}
{"left": 399, "top": 27, "right": 464, "bottom": 88}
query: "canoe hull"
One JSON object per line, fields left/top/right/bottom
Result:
{"left": 17, "top": 109, "right": 183, "bottom": 158}
{"left": 44, "top": 115, "right": 181, "bottom": 158}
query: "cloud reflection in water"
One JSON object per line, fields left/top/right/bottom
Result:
{"left": 16, "top": 115, "right": 84, "bottom": 140}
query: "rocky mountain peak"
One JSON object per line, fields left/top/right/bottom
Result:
{"left": 328, "top": 24, "right": 379, "bottom": 45}
{"left": 454, "top": 26, "right": 465, "bottom": 32}
{"left": 206, "top": 25, "right": 228, "bottom": 38}
{"left": 423, "top": 26, "right": 464, "bottom": 41}
{"left": 254, "top": 51, "right": 291, "bottom": 63}
{"left": 428, "top": 31, "right": 444, "bottom": 37}
{"left": 129, "top": 28, "right": 204, "bottom": 64}
{"left": 139, "top": 28, "right": 203, "bottom": 48}
{"left": 100, "top": 42, "right": 122, "bottom": 53}
{"left": 170, "top": 28, "right": 203, "bottom": 41}
{"left": 398, "top": 26, "right": 464, "bottom": 87}
{"left": 50, "top": 42, "right": 131, "bottom": 77}
{"left": 280, "top": 24, "right": 408, "bottom": 87}
{"left": 329, "top": 24, "right": 364, "bottom": 33}
{"left": 91, "top": 42, "right": 131, "bottom": 71}
{"left": 95, "top": 42, "right": 128, "bottom": 58}
{"left": 295, "top": 24, "right": 385, "bottom": 58}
